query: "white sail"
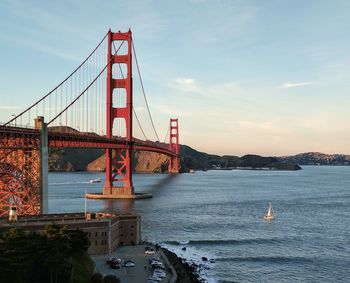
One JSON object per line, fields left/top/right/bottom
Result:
{"left": 264, "top": 202, "right": 274, "bottom": 220}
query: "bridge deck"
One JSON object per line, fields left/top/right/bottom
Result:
{"left": 0, "top": 126, "right": 177, "bottom": 157}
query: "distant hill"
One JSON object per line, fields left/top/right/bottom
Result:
{"left": 49, "top": 148, "right": 104, "bottom": 171}
{"left": 179, "top": 145, "right": 300, "bottom": 171}
{"left": 47, "top": 144, "right": 300, "bottom": 172}
{"left": 277, "top": 152, "right": 350, "bottom": 166}
{"left": 46, "top": 125, "right": 299, "bottom": 172}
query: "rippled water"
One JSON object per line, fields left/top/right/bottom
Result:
{"left": 49, "top": 166, "right": 350, "bottom": 282}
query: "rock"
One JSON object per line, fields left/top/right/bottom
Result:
{"left": 201, "top": 256, "right": 208, "bottom": 261}
{"left": 182, "top": 247, "right": 187, "bottom": 251}
{"left": 161, "top": 248, "right": 202, "bottom": 283}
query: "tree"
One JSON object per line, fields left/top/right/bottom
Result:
{"left": 0, "top": 227, "right": 33, "bottom": 283}
{"left": 103, "top": 275, "right": 121, "bottom": 283}
{"left": 90, "top": 273, "right": 104, "bottom": 283}
{"left": 0, "top": 225, "right": 91, "bottom": 283}
{"left": 67, "top": 229, "right": 89, "bottom": 254}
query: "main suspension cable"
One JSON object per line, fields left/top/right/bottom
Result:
{"left": 131, "top": 40, "right": 160, "bottom": 141}
{"left": 163, "top": 124, "right": 170, "bottom": 143}
{"left": 112, "top": 41, "right": 148, "bottom": 141}
{"left": 48, "top": 59, "right": 109, "bottom": 125}
{"left": 5, "top": 32, "right": 108, "bottom": 126}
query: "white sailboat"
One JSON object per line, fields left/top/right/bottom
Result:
{"left": 89, "top": 177, "right": 101, "bottom": 183}
{"left": 264, "top": 202, "right": 275, "bottom": 220}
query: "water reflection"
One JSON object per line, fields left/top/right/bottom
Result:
{"left": 100, "top": 174, "right": 178, "bottom": 214}
{"left": 146, "top": 174, "right": 177, "bottom": 193}
{"left": 103, "top": 199, "right": 133, "bottom": 213}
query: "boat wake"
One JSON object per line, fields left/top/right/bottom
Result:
{"left": 164, "top": 237, "right": 286, "bottom": 246}
{"left": 214, "top": 255, "right": 313, "bottom": 264}
{"left": 49, "top": 181, "right": 91, "bottom": 185}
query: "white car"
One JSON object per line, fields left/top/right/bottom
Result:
{"left": 150, "top": 259, "right": 161, "bottom": 264}
{"left": 149, "top": 276, "right": 162, "bottom": 282}
{"left": 148, "top": 256, "right": 161, "bottom": 263}
{"left": 123, "top": 260, "right": 135, "bottom": 267}
{"left": 153, "top": 271, "right": 166, "bottom": 278}
{"left": 145, "top": 249, "right": 155, "bottom": 255}
{"left": 151, "top": 262, "right": 164, "bottom": 268}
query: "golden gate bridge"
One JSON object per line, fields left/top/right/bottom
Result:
{"left": 0, "top": 29, "right": 179, "bottom": 217}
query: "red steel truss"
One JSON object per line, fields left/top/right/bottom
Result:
{"left": 0, "top": 128, "right": 40, "bottom": 216}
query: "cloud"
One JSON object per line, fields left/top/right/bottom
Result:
{"left": 173, "top": 78, "right": 200, "bottom": 92}
{"left": 172, "top": 78, "right": 241, "bottom": 98}
{"left": 134, "top": 106, "right": 144, "bottom": 112}
{"left": 281, "top": 81, "right": 315, "bottom": 88}
{"left": 27, "top": 41, "right": 78, "bottom": 61}
{"left": 0, "top": 106, "right": 20, "bottom": 110}
{"left": 175, "top": 78, "right": 194, "bottom": 85}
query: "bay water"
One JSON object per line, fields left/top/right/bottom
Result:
{"left": 48, "top": 166, "right": 350, "bottom": 282}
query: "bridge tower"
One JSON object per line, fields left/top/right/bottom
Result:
{"left": 104, "top": 29, "right": 134, "bottom": 196}
{"left": 169, "top": 118, "right": 180, "bottom": 173}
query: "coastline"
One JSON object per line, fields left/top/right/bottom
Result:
{"left": 161, "top": 247, "right": 203, "bottom": 283}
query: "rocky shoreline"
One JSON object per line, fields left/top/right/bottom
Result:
{"left": 161, "top": 247, "right": 204, "bottom": 283}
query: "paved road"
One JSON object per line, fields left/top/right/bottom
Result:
{"left": 92, "top": 244, "right": 172, "bottom": 283}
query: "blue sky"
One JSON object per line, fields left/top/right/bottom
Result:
{"left": 1, "top": 0, "right": 350, "bottom": 155}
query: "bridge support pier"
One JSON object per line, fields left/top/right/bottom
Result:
{"left": 103, "top": 148, "right": 135, "bottom": 196}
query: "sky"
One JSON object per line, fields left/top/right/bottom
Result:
{"left": 0, "top": 0, "right": 350, "bottom": 156}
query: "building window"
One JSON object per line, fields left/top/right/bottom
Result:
{"left": 131, "top": 225, "right": 134, "bottom": 228}
{"left": 88, "top": 241, "right": 91, "bottom": 246}
{"left": 95, "top": 240, "right": 97, "bottom": 246}
{"left": 95, "top": 232, "right": 98, "bottom": 237}
{"left": 130, "top": 233, "right": 134, "bottom": 236}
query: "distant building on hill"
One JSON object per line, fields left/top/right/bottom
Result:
{"left": 0, "top": 212, "right": 141, "bottom": 255}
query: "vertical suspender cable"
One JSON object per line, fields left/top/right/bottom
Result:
{"left": 132, "top": 40, "right": 160, "bottom": 141}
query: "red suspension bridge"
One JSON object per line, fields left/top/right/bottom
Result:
{"left": 0, "top": 29, "right": 179, "bottom": 217}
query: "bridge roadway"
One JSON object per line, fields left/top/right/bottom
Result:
{"left": 0, "top": 125, "right": 177, "bottom": 158}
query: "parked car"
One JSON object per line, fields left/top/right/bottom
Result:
{"left": 150, "top": 261, "right": 162, "bottom": 267}
{"left": 123, "top": 260, "right": 135, "bottom": 267}
{"left": 153, "top": 270, "right": 166, "bottom": 278}
{"left": 145, "top": 249, "right": 155, "bottom": 255}
{"left": 109, "top": 262, "right": 120, "bottom": 269}
{"left": 148, "top": 275, "right": 162, "bottom": 282}
{"left": 106, "top": 257, "right": 121, "bottom": 265}
{"left": 154, "top": 268, "right": 166, "bottom": 274}
{"left": 149, "top": 258, "right": 161, "bottom": 264}
{"left": 106, "top": 257, "right": 115, "bottom": 265}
